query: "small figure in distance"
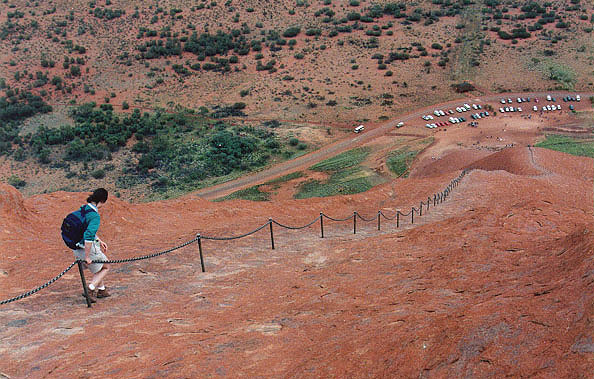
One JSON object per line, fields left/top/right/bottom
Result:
{"left": 73, "top": 188, "right": 111, "bottom": 302}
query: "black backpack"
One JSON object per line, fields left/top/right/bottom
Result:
{"left": 61, "top": 206, "right": 96, "bottom": 250}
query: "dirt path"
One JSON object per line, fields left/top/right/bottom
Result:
{"left": 194, "top": 92, "right": 594, "bottom": 200}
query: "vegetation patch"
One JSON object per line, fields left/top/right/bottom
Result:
{"left": 386, "top": 148, "right": 420, "bottom": 177}
{"left": 215, "top": 185, "right": 270, "bottom": 202}
{"left": 296, "top": 147, "right": 376, "bottom": 199}
{"left": 536, "top": 135, "right": 594, "bottom": 158}
{"left": 310, "top": 147, "right": 370, "bottom": 172}
{"left": 264, "top": 171, "right": 304, "bottom": 185}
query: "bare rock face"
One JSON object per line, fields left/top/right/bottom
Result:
{"left": 0, "top": 147, "right": 593, "bottom": 377}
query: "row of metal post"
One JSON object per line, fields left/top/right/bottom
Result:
{"left": 79, "top": 177, "right": 460, "bottom": 307}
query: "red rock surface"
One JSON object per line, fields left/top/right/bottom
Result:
{"left": 1, "top": 147, "right": 593, "bottom": 377}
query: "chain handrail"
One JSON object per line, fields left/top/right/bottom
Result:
{"left": 272, "top": 216, "right": 322, "bottom": 230}
{"left": 90, "top": 237, "right": 198, "bottom": 264}
{"left": 0, "top": 261, "right": 77, "bottom": 305}
{"left": 201, "top": 221, "right": 271, "bottom": 241}
{"left": 2, "top": 170, "right": 469, "bottom": 306}
{"left": 321, "top": 212, "right": 354, "bottom": 222}
{"left": 356, "top": 212, "right": 378, "bottom": 222}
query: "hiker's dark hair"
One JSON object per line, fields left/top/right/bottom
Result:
{"left": 87, "top": 188, "right": 108, "bottom": 204}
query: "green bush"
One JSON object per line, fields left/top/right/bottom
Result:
{"left": 7, "top": 175, "right": 26, "bottom": 189}
{"left": 283, "top": 26, "right": 301, "bottom": 38}
{"left": 91, "top": 169, "right": 105, "bottom": 179}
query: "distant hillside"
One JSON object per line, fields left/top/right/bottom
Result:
{"left": 0, "top": 0, "right": 592, "bottom": 199}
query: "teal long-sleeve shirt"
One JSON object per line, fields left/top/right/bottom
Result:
{"left": 82, "top": 204, "right": 100, "bottom": 242}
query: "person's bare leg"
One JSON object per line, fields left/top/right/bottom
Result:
{"left": 90, "top": 264, "right": 110, "bottom": 288}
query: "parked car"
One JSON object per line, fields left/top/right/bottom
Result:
{"left": 500, "top": 107, "right": 505, "bottom": 113}
{"left": 501, "top": 99, "right": 506, "bottom": 104}
{"left": 569, "top": 104, "right": 575, "bottom": 111}
{"left": 396, "top": 122, "right": 404, "bottom": 128}
{"left": 577, "top": 95, "right": 581, "bottom": 101}
{"left": 546, "top": 95, "right": 551, "bottom": 101}
{"left": 533, "top": 105, "right": 538, "bottom": 111}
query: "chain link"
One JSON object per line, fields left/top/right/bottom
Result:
{"left": 201, "top": 221, "right": 271, "bottom": 241}
{"left": 272, "top": 216, "right": 321, "bottom": 230}
{"left": 0, "top": 261, "right": 77, "bottom": 305}
{"left": 2, "top": 171, "right": 468, "bottom": 306}
{"left": 356, "top": 212, "right": 378, "bottom": 222}
{"left": 321, "top": 213, "right": 354, "bottom": 222}
{"left": 91, "top": 237, "right": 198, "bottom": 264}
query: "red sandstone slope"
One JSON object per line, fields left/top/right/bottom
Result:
{"left": 0, "top": 147, "right": 593, "bottom": 377}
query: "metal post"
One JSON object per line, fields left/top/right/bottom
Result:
{"left": 396, "top": 211, "right": 400, "bottom": 228}
{"left": 197, "top": 234, "right": 205, "bottom": 273}
{"left": 434, "top": 194, "right": 436, "bottom": 206}
{"left": 353, "top": 212, "right": 357, "bottom": 234}
{"left": 377, "top": 211, "right": 381, "bottom": 231}
{"left": 320, "top": 212, "right": 324, "bottom": 238}
{"left": 411, "top": 208, "right": 414, "bottom": 224}
{"left": 419, "top": 201, "right": 423, "bottom": 216}
{"left": 77, "top": 260, "right": 92, "bottom": 308}
{"left": 269, "top": 218, "right": 275, "bottom": 250}
{"left": 428, "top": 196, "right": 432, "bottom": 210}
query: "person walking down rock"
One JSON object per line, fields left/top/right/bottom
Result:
{"left": 72, "top": 188, "right": 112, "bottom": 302}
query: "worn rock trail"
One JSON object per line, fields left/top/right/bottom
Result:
{"left": 1, "top": 147, "right": 593, "bottom": 377}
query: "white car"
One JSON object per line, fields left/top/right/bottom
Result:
{"left": 533, "top": 105, "right": 538, "bottom": 111}
{"left": 542, "top": 106, "right": 547, "bottom": 111}
{"left": 397, "top": 122, "right": 404, "bottom": 127}
{"left": 557, "top": 104, "right": 561, "bottom": 110}
{"left": 551, "top": 105, "right": 557, "bottom": 111}
{"left": 546, "top": 105, "right": 552, "bottom": 111}
{"left": 425, "top": 123, "right": 431, "bottom": 128}
{"left": 439, "top": 110, "right": 446, "bottom": 116}
{"left": 576, "top": 95, "right": 581, "bottom": 101}
{"left": 517, "top": 98, "right": 522, "bottom": 103}
{"left": 500, "top": 107, "right": 505, "bottom": 113}
{"left": 472, "top": 104, "right": 478, "bottom": 110}
{"left": 517, "top": 107, "right": 522, "bottom": 112}
{"left": 501, "top": 99, "right": 506, "bottom": 104}
{"left": 448, "top": 109, "right": 454, "bottom": 114}
{"left": 546, "top": 95, "right": 551, "bottom": 101}
{"left": 434, "top": 110, "right": 440, "bottom": 116}
{"left": 430, "top": 123, "right": 437, "bottom": 129}
{"left": 507, "top": 98, "right": 512, "bottom": 103}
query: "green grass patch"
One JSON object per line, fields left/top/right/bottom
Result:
{"left": 264, "top": 171, "right": 304, "bottom": 185}
{"left": 295, "top": 165, "right": 377, "bottom": 199}
{"left": 535, "top": 135, "right": 594, "bottom": 158}
{"left": 310, "top": 147, "right": 370, "bottom": 172}
{"left": 215, "top": 185, "right": 270, "bottom": 202}
{"left": 386, "top": 148, "right": 420, "bottom": 177}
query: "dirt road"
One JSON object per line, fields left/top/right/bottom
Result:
{"left": 194, "top": 91, "right": 593, "bottom": 200}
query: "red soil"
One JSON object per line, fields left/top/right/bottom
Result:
{"left": 1, "top": 146, "right": 593, "bottom": 377}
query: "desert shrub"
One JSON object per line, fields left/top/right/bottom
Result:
{"left": 283, "top": 26, "right": 301, "bottom": 38}
{"left": 91, "top": 169, "right": 105, "bottom": 179}
{"left": 452, "top": 82, "right": 475, "bottom": 93}
{"left": 7, "top": 175, "right": 26, "bottom": 188}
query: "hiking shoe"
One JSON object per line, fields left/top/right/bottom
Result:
{"left": 81, "top": 288, "right": 97, "bottom": 303}
{"left": 97, "top": 288, "right": 111, "bottom": 298}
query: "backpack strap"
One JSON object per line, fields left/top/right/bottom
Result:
{"left": 79, "top": 205, "right": 96, "bottom": 224}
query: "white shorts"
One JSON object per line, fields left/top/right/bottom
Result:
{"left": 73, "top": 240, "right": 108, "bottom": 274}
